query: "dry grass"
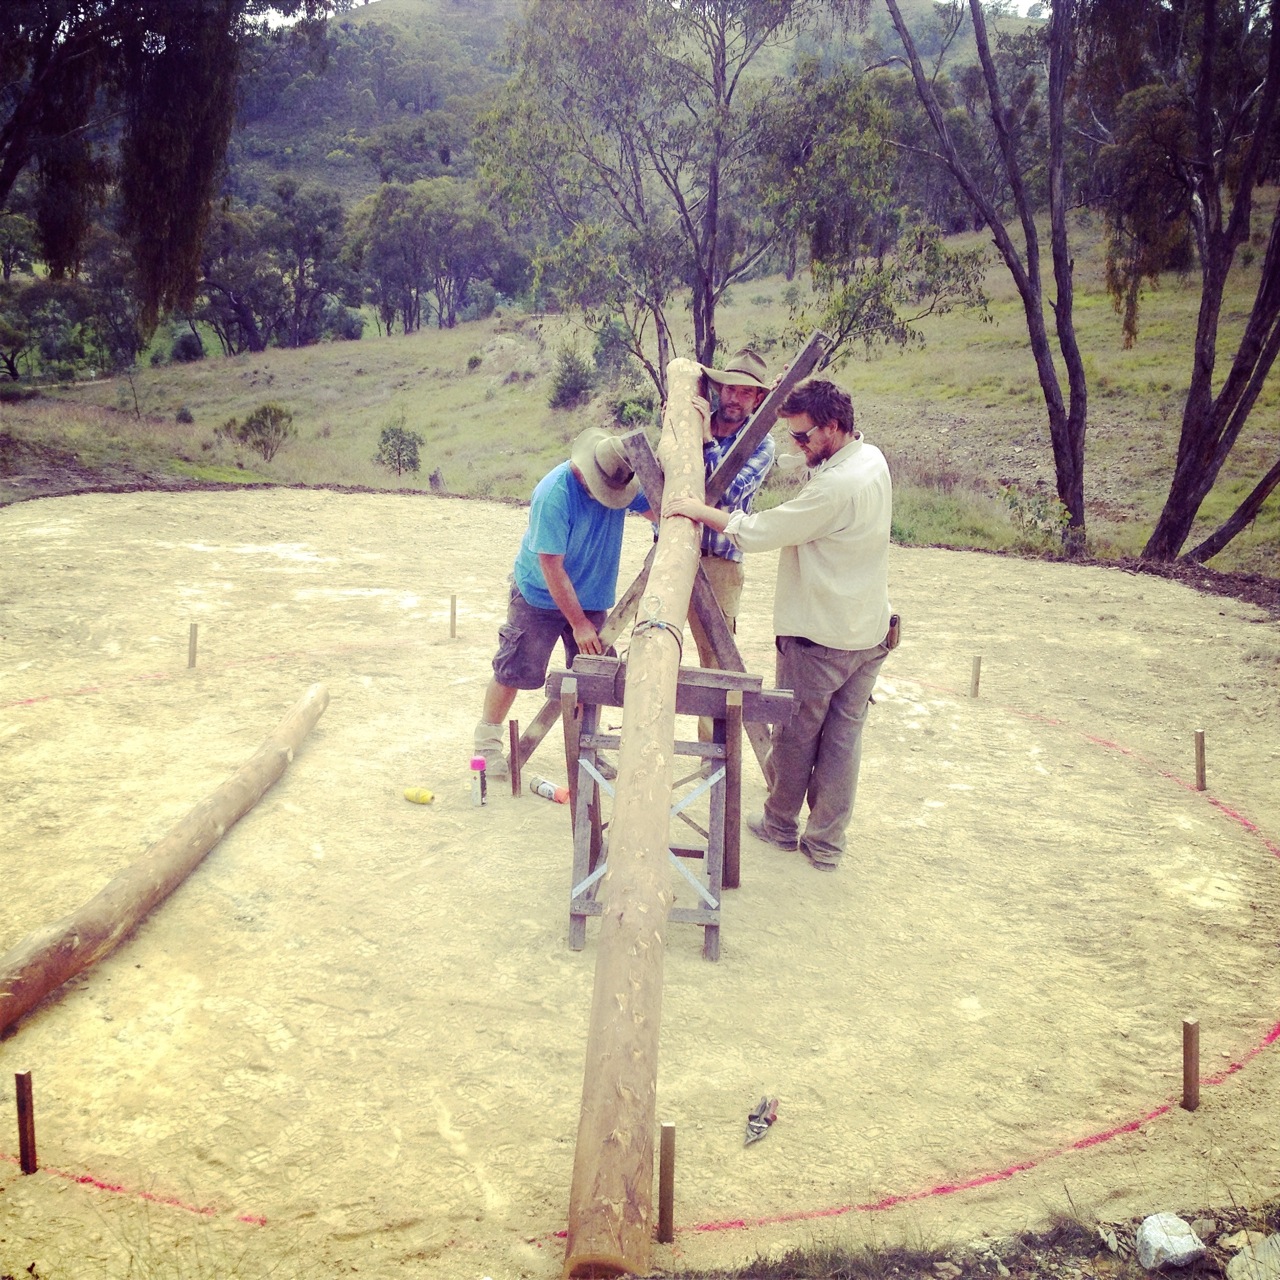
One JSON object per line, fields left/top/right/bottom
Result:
{"left": 3, "top": 210, "right": 1278, "bottom": 575}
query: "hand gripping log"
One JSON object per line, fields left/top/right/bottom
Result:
{"left": 0, "top": 684, "right": 329, "bottom": 1038}
{"left": 562, "top": 360, "right": 706, "bottom": 1279}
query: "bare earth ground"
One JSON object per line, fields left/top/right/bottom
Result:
{"left": 0, "top": 488, "right": 1279, "bottom": 1280}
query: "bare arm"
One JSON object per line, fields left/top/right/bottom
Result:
{"left": 538, "top": 552, "right": 603, "bottom": 656}
{"left": 664, "top": 495, "right": 730, "bottom": 532}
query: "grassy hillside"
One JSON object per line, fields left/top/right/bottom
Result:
{"left": 2, "top": 213, "right": 1277, "bottom": 578}
{"left": 228, "top": 0, "right": 515, "bottom": 204}
{"left": 226, "top": 0, "right": 1028, "bottom": 209}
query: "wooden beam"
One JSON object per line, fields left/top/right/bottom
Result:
{"left": 704, "top": 329, "right": 830, "bottom": 504}
{"left": 723, "top": 690, "right": 744, "bottom": 890}
{"left": 563, "top": 359, "right": 705, "bottom": 1279}
{"left": 561, "top": 676, "right": 583, "bottom": 835}
{"left": 624, "top": 427, "right": 771, "bottom": 771}
{"left": 545, "top": 660, "right": 791, "bottom": 725}
{"left": 689, "top": 566, "right": 771, "bottom": 769}
{"left": 0, "top": 685, "right": 329, "bottom": 1038}
{"left": 508, "top": 719, "right": 521, "bottom": 797}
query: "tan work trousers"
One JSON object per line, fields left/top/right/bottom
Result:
{"left": 687, "top": 554, "right": 745, "bottom": 742}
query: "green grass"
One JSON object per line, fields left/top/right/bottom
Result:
{"left": 3, "top": 211, "right": 1278, "bottom": 577}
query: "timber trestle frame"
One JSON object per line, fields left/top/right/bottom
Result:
{"left": 545, "top": 655, "right": 793, "bottom": 961}
{"left": 512, "top": 330, "right": 831, "bottom": 781}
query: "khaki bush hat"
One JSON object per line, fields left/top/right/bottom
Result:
{"left": 703, "top": 347, "right": 770, "bottom": 390}
{"left": 570, "top": 427, "right": 640, "bottom": 509}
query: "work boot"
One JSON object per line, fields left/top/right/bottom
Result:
{"left": 473, "top": 720, "right": 510, "bottom": 780}
{"left": 745, "top": 811, "right": 798, "bottom": 852}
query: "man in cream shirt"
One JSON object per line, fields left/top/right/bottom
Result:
{"left": 666, "top": 378, "right": 893, "bottom": 870}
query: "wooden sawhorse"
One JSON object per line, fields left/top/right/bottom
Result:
{"left": 545, "top": 655, "right": 793, "bottom": 961}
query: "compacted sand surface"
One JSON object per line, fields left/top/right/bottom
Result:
{"left": 1, "top": 488, "right": 1278, "bottom": 1279}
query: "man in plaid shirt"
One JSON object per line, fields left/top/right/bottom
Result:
{"left": 690, "top": 348, "right": 776, "bottom": 732}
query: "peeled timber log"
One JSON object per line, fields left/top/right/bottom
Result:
{"left": 0, "top": 683, "right": 330, "bottom": 1038}
{"left": 563, "top": 361, "right": 705, "bottom": 1278}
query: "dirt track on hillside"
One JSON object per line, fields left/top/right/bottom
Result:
{"left": 1, "top": 488, "right": 1279, "bottom": 1280}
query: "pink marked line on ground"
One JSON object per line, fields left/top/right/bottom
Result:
{"left": 0, "top": 1151, "right": 266, "bottom": 1224}
{"left": 665, "top": 679, "right": 1280, "bottom": 1240}
{"left": 5, "top": 670, "right": 1278, "bottom": 1242}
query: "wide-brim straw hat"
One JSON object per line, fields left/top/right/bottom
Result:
{"left": 570, "top": 427, "right": 640, "bottom": 509}
{"left": 703, "top": 346, "right": 770, "bottom": 390}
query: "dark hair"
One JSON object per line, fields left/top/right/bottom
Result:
{"left": 779, "top": 379, "right": 855, "bottom": 434}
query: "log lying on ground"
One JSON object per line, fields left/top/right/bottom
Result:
{"left": 0, "top": 683, "right": 330, "bottom": 1038}
{"left": 563, "top": 361, "right": 705, "bottom": 1278}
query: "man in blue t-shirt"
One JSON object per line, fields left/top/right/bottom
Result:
{"left": 473, "top": 427, "right": 652, "bottom": 779}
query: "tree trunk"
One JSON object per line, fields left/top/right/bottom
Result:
{"left": 1046, "top": 0, "right": 1088, "bottom": 550}
{"left": 1141, "top": 0, "right": 1280, "bottom": 559}
{"left": 0, "top": 684, "right": 329, "bottom": 1038}
{"left": 1185, "top": 453, "right": 1280, "bottom": 562}
{"left": 562, "top": 360, "right": 705, "bottom": 1279}
{"left": 884, "top": 0, "right": 1087, "bottom": 541}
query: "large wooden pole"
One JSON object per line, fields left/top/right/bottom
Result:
{"left": 0, "top": 684, "right": 329, "bottom": 1038}
{"left": 563, "top": 361, "right": 705, "bottom": 1278}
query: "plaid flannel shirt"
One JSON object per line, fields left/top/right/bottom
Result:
{"left": 700, "top": 426, "right": 775, "bottom": 563}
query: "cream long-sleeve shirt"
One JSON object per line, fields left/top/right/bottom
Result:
{"left": 723, "top": 433, "right": 892, "bottom": 650}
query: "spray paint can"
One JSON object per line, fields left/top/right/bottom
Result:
{"left": 528, "top": 775, "right": 570, "bottom": 804}
{"left": 470, "top": 756, "right": 487, "bottom": 807}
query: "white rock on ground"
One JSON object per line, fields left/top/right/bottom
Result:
{"left": 1136, "top": 1214, "right": 1206, "bottom": 1269}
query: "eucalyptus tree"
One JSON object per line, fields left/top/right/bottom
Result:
{"left": 0, "top": 0, "right": 332, "bottom": 332}
{"left": 759, "top": 57, "right": 990, "bottom": 363}
{"left": 1084, "top": 0, "right": 1280, "bottom": 562}
{"left": 0, "top": 211, "right": 38, "bottom": 283}
{"left": 479, "top": 0, "right": 867, "bottom": 396}
{"left": 268, "top": 179, "right": 353, "bottom": 348}
{"left": 885, "top": 0, "right": 1090, "bottom": 550}
{"left": 347, "top": 178, "right": 506, "bottom": 333}
{"left": 197, "top": 202, "right": 291, "bottom": 354}
{"left": 346, "top": 183, "right": 432, "bottom": 334}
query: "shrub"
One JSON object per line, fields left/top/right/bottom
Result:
{"left": 549, "top": 345, "right": 594, "bottom": 409}
{"left": 460, "top": 280, "right": 498, "bottom": 322}
{"left": 613, "top": 392, "right": 655, "bottom": 428}
{"left": 324, "top": 301, "right": 364, "bottom": 342}
{"left": 175, "top": 405, "right": 194, "bottom": 424}
{"left": 467, "top": 353, "right": 483, "bottom": 372}
{"left": 375, "top": 417, "right": 424, "bottom": 476}
{"left": 170, "top": 331, "right": 204, "bottom": 363}
{"left": 1001, "top": 482, "right": 1070, "bottom": 548}
{"left": 218, "top": 402, "right": 295, "bottom": 462}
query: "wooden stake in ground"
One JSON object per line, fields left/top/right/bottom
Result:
{"left": 15, "top": 1071, "right": 36, "bottom": 1174}
{"left": 1182, "top": 1017, "right": 1200, "bottom": 1111}
{"left": 657, "top": 1122, "right": 676, "bottom": 1245}
{"left": 0, "top": 684, "right": 329, "bottom": 1038}
{"left": 563, "top": 359, "right": 705, "bottom": 1279}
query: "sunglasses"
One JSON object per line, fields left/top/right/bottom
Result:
{"left": 788, "top": 425, "right": 820, "bottom": 445}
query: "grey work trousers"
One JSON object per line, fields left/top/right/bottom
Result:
{"left": 763, "top": 634, "right": 888, "bottom": 864}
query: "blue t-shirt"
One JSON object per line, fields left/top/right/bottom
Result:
{"left": 513, "top": 463, "right": 649, "bottom": 612}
